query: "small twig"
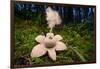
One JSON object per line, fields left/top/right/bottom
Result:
{"left": 69, "top": 46, "right": 86, "bottom": 62}
{"left": 56, "top": 56, "right": 68, "bottom": 59}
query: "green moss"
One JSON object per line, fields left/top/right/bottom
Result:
{"left": 14, "top": 14, "right": 95, "bottom": 66}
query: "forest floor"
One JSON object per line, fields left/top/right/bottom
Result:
{"left": 14, "top": 14, "right": 95, "bottom": 67}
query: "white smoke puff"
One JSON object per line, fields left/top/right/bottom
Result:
{"left": 46, "top": 7, "right": 62, "bottom": 29}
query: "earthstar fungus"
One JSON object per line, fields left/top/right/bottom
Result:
{"left": 31, "top": 33, "right": 67, "bottom": 61}
{"left": 31, "top": 7, "right": 67, "bottom": 61}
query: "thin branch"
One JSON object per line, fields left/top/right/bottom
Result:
{"left": 69, "top": 46, "right": 86, "bottom": 62}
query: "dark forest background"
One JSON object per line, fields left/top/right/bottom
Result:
{"left": 14, "top": 3, "right": 96, "bottom": 67}
{"left": 15, "top": 3, "right": 94, "bottom": 24}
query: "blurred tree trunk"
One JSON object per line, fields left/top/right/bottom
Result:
{"left": 63, "top": 6, "right": 68, "bottom": 24}
{"left": 67, "top": 7, "right": 73, "bottom": 23}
